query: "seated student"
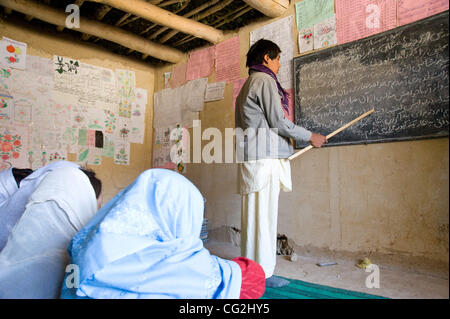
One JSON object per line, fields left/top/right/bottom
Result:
{"left": 61, "top": 168, "right": 266, "bottom": 299}
{"left": 0, "top": 161, "right": 102, "bottom": 251}
{"left": 0, "top": 166, "right": 99, "bottom": 299}
{"left": 0, "top": 167, "right": 33, "bottom": 203}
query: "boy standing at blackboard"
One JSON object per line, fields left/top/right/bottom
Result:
{"left": 235, "top": 39, "right": 327, "bottom": 288}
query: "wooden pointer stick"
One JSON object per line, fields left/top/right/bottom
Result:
{"left": 288, "top": 108, "right": 375, "bottom": 161}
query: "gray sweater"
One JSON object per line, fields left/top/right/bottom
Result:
{"left": 235, "top": 71, "right": 312, "bottom": 161}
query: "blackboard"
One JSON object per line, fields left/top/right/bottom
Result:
{"left": 294, "top": 11, "right": 449, "bottom": 148}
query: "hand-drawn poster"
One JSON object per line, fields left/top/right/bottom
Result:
{"left": 313, "top": 15, "right": 337, "bottom": 49}
{"left": 0, "top": 124, "right": 29, "bottom": 169}
{"left": 54, "top": 56, "right": 118, "bottom": 111}
{"left": 336, "top": 0, "right": 397, "bottom": 44}
{"left": 114, "top": 140, "right": 130, "bottom": 165}
{"left": 26, "top": 55, "right": 53, "bottom": 77}
{"left": 295, "top": 0, "right": 335, "bottom": 30}
{"left": 397, "top": 0, "right": 449, "bottom": 26}
{"left": 116, "top": 69, "right": 136, "bottom": 118}
{"left": 299, "top": 28, "right": 314, "bottom": 53}
{"left": 101, "top": 134, "right": 115, "bottom": 158}
{"left": 250, "top": 16, "right": 294, "bottom": 89}
{"left": 86, "top": 107, "right": 106, "bottom": 131}
{"left": 104, "top": 109, "right": 117, "bottom": 134}
{"left": 115, "top": 117, "right": 131, "bottom": 141}
{"left": 0, "top": 37, "right": 27, "bottom": 70}
{"left": 13, "top": 96, "right": 33, "bottom": 124}
{"left": 0, "top": 96, "right": 13, "bottom": 122}
{"left": 70, "top": 104, "right": 89, "bottom": 129}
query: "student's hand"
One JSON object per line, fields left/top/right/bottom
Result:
{"left": 310, "top": 133, "right": 327, "bottom": 148}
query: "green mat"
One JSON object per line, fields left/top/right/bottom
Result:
{"left": 261, "top": 276, "right": 388, "bottom": 299}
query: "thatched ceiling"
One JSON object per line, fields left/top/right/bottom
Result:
{"left": 1, "top": 0, "right": 270, "bottom": 66}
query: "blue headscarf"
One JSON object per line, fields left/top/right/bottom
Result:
{"left": 61, "top": 168, "right": 242, "bottom": 299}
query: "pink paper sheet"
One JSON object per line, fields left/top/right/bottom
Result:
{"left": 336, "top": 0, "right": 397, "bottom": 44}
{"left": 398, "top": 0, "right": 449, "bottom": 26}
{"left": 186, "top": 46, "right": 215, "bottom": 81}
{"left": 215, "top": 36, "right": 241, "bottom": 83}
{"left": 169, "top": 63, "right": 187, "bottom": 89}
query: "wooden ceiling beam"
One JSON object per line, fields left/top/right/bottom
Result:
{"left": 1, "top": 0, "right": 185, "bottom": 63}
{"left": 88, "top": 0, "right": 224, "bottom": 44}
{"left": 242, "top": 0, "right": 289, "bottom": 18}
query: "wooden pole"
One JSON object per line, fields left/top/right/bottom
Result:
{"left": 1, "top": 0, "right": 185, "bottom": 63}
{"left": 89, "top": 0, "right": 225, "bottom": 44}
{"left": 243, "top": 0, "right": 289, "bottom": 18}
{"left": 288, "top": 108, "right": 375, "bottom": 161}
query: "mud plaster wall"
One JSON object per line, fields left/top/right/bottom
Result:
{"left": 155, "top": 2, "right": 449, "bottom": 263}
{"left": 0, "top": 17, "right": 155, "bottom": 204}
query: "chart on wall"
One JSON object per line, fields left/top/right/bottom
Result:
{"left": 0, "top": 40, "right": 148, "bottom": 171}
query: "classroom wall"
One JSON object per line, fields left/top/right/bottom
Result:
{"left": 0, "top": 17, "right": 155, "bottom": 203}
{"left": 155, "top": 3, "right": 449, "bottom": 263}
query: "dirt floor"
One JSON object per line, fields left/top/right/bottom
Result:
{"left": 204, "top": 239, "right": 449, "bottom": 299}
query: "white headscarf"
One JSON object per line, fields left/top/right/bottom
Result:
{"left": 0, "top": 166, "right": 97, "bottom": 298}
{"left": 0, "top": 161, "right": 79, "bottom": 251}
{"left": 0, "top": 168, "right": 18, "bottom": 204}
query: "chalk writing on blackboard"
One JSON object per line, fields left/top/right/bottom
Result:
{"left": 294, "top": 11, "right": 449, "bottom": 148}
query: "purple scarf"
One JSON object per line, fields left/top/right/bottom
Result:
{"left": 249, "top": 64, "right": 290, "bottom": 114}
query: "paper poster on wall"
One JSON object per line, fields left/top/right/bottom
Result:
{"left": 397, "top": 0, "right": 449, "bottom": 26}
{"left": 13, "top": 96, "right": 33, "bottom": 124}
{"left": 47, "top": 149, "right": 68, "bottom": 163}
{"left": 104, "top": 109, "right": 117, "bottom": 134}
{"left": 0, "top": 37, "right": 27, "bottom": 70}
{"left": 114, "top": 140, "right": 130, "bottom": 165}
{"left": 313, "top": 15, "right": 337, "bottom": 49}
{"left": 76, "top": 146, "right": 102, "bottom": 166}
{"left": 250, "top": 16, "right": 294, "bottom": 89}
{"left": 115, "top": 117, "right": 131, "bottom": 141}
{"left": 0, "top": 97, "right": 13, "bottom": 122}
{"left": 205, "top": 81, "right": 226, "bottom": 102}
{"left": 169, "top": 63, "right": 187, "bottom": 89}
{"left": 153, "top": 88, "right": 182, "bottom": 128}
{"left": 186, "top": 46, "right": 216, "bottom": 81}
{"left": 70, "top": 104, "right": 89, "bottom": 129}
{"left": 295, "top": 0, "right": 335, "bottom": 30}
{"left": 215, "top": 36, "right": 241, "bottom": 83}
{"left": 116, "top": 69, "right": 136, "bottom": 118}
{"left": 0, "top": 124, "right": 29, "bottom": 169}
{"left": 101, "top": 134, "right": 115, "bottom": 158}
{"left": 336, "top": 0, "right": 397, "bottom": 44}
{"left": 298, "top": 28, "right": 314, "bottom": 53}
{"left": 0, "top": 67, "right": 12, "bottom": 99}
{"left": 26, "top": 55, "right": 53, "bottom": 77}
{"left": 61, "top": 127, "right": 77, "bottom": 153}
{"left": 87, "top": 107, "right": 106, "bottom": 130}
{"left": 180, "top": 77, "right": 208, "bottom": 112}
